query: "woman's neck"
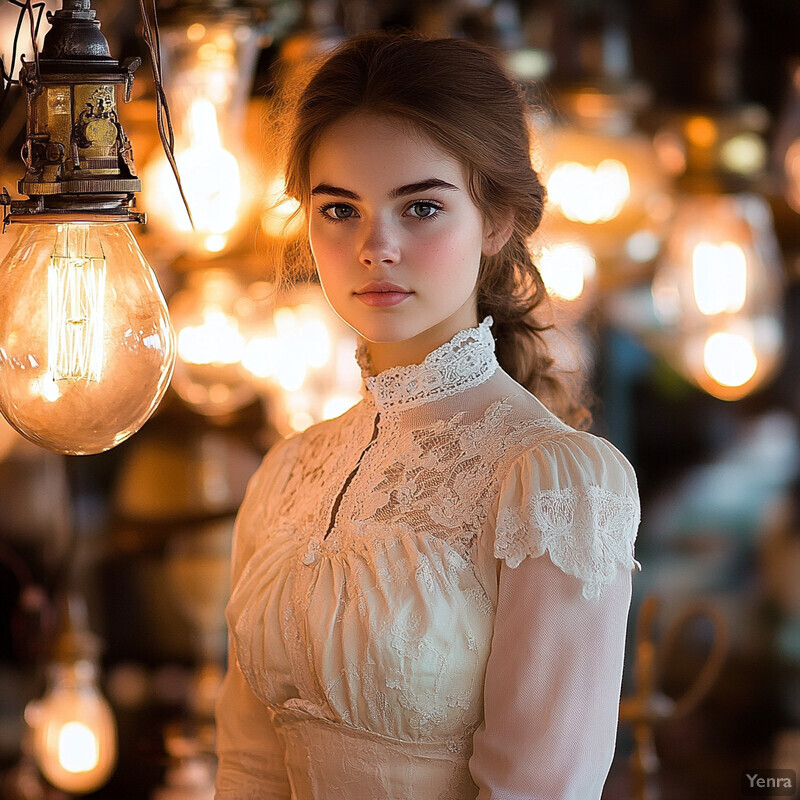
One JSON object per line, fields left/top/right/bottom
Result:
{"left": 363, "top": 306, "right": 480, "bottom": 374}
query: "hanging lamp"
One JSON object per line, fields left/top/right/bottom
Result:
{"left": 650, "top": 0, "right": 784, "bottom": 401}
{"left": 0, "top": 0, "right": 175, "bottom": 454}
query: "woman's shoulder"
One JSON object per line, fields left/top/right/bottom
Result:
{"left": 494, "top": 374, "right": 637, "bottom": 497}
{"left": 491, "top": 406, "right": 641, "bottom": 600}
{"left": 514, "top": 424, "right": 638, "bottom": 499}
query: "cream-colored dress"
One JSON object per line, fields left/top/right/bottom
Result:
{"left": 215, "top": 317, "right": 641, "bottom": 800}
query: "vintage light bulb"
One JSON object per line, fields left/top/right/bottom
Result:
{"left": 703, "top": 331, "right": 758, "bottom": 387}
{"left": 0, "top": 0, "right": 177, "bottom": 454}
{"left": 26, "top": 660, "right": 117, "bottom": 795}
{"left": 527, "top": 210, "right": 598, "bottom": 316}
{"left": 0, "top": 222, "right": 175, "bottom": 454}
{"left": 538, "top": 88, "right": 671, "bottom": 269}
{"left": 691, "top": 241, "right": 747, "bottom": 315}
{"left": 25, "top": 594, "right": 117, "bottom": 795}
{"left": 141, "top": 9, "right": 262, "bottom": 256}
{"left": 547, "top": 158, "right": 631, "bottom": 224}
{"left": 652, "top": 193, "right": 784, "bottom": 400}
{"left": 144, "top": 99, "right": 243, "bottom": 254}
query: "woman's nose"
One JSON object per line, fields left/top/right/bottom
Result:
{"left": 358, "top": 221, "right": 400, "bottom": 267}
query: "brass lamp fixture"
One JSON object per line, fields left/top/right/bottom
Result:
{"left": 3, "top": 0, "right": 143, "bottom": 221}
{"left": 0, "top": 0, "right": 176, "bottom": 455}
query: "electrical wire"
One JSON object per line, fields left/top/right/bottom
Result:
{"left": 0, "top": 0, "right": 45, "bottom": 117}
{"left": 1, "top": 0, "right": 195, "bottom": 230}
{"left": 136, "top": 0, "right": 195, "bottom": 229}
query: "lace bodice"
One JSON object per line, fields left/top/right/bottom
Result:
{"left": 216, "top": 318, "right": 641, "bottom": 800}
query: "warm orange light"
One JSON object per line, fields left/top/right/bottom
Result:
{"left": 547, "top": 159, "right": 630, "bottom": 224}
{"left": 652, "top": 193, "right": 784, "bottom": 400}
{"left": 540, "top": 117, "right": 669, "bottom": 265}
{"left": 244, "top": 286, "right": 362, "bottom": 434}
{"left": 144, "top": 99, "right": 242, "bottom": 253}
{"left": 703, "top": 331, "right": 757, "bottom": 388}
{"left": 27, "top": 661, "right": 117, "bottom": 795}
{"left": 538, "top": 242, "right": 597, "bottom": 302}
{"left": 0, "top": 222, "right": 175, "bottom": 454}
{"left": 691, "top": 241, "right": 747, "bottom": 315}
{"left": 686, "top": 116, "right": 718, "bottom": 148}
{"left": 261, "top": 174, "right": 305, "bottom": 240}
{"left": 169, "top": 269, "right": 267, "bottom": 416}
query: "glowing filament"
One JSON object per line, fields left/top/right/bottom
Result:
{"left": 547, "top": 159, "right": 630, "bottom": 224}
{"left": 48, "top": 225, "right": 106, "bottom": 381}
{"left": 58, "top": 721, "right": 100, "bottom": 774}
{"left": 703, "top": 331, "right": 757, "bottom": 387}
{"left": 692, "top": 241, "right": 747, "bottom": 315}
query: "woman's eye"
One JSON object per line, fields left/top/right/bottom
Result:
{"left": 406, "top": 201, "right": 442, "bottom": 219}
{"left": 320, "top": 203, "right": 357, "bottom": 220}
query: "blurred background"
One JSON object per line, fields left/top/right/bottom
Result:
{"left": 1, "top": 0, "right": 800, "bottom": 798}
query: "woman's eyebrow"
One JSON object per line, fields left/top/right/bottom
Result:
{"left": 311, "top": 183, "right": 359, "bottom": 199}
{"left": 310, "top": 178, "right": 459, "bottom": 200}
{"left": 389, "top": 179, "right": 459, "bottom": 198}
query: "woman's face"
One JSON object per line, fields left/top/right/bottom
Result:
{"left": 308, "top": 112, "right": 505, "bottom": 362}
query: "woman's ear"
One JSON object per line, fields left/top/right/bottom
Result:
{"left": 481, "top": 210, "right": 515, "bottom": 257}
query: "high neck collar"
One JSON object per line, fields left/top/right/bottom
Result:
{"left": 357, "top": 317, "right": 498, "bottom": 412}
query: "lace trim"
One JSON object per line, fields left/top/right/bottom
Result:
{"left": 361, "top": 317, "right": 498, "bottom": 411}
{"left": 495, "top": 484, "right": 641, "bottom": 601}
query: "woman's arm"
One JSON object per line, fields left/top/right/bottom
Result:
{"left": 469, "top": 553, "right": 632, "bottom": 800}
{"left": 214, "top": 438, "right": 300, "bottom": 800}
{"left": 214, "top": 658, "right": 291, "bottom": 800}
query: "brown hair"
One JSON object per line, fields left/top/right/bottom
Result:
{"left": 275, "top": 32, "right": 588, "bottom": 428}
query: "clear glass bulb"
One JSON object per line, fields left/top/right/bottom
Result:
{"left": 528, "top": 217, "right": 598, "bottom": 314}
{"left": 26, "top": 660, "right": 117, "bottom": 795}
{"left": 0, "top": 222, "right": 175, "bottom": 454}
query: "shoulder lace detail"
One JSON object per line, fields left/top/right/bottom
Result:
{"left": 362, "top": 317, "right": 498, "bottom": 411}
{"left": 495, "top": 484, "right": 641, "bottom": 601}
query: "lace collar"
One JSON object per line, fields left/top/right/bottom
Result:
{"left": 357, "top": 317, "right": 498, "bottom": 411}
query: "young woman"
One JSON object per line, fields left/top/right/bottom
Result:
{"left": 215, "top": 32, "right": 640, "bottom": 800}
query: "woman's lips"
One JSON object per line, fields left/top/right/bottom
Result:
{"left": 356, "top": 291, "right": 412, "bottom": 307}
{"left": 354, "top": 284, "right": 413, "bottom": 307}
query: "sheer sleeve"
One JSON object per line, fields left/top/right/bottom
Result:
{"left": 469, "top": 432, "right": 640, "bottom": 799}
{"left": 215, "top": 436, "right": 300, "bottom": 800}
{"left": 215, "top": 659, "right": 291, "bottom": 800}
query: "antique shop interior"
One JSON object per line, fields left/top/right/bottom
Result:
{"left": 1, "top": 0, "right": 800, "bottom": 798}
